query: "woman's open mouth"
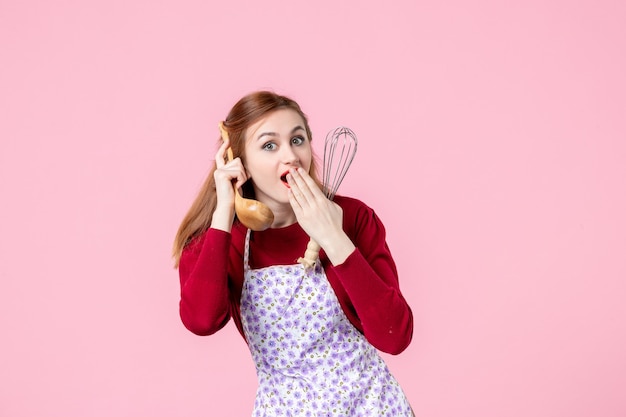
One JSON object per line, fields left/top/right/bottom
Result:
{"left": 280, "top": 171, "right": 290, "bottom": 188}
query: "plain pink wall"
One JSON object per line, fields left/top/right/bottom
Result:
{"left": 1, "top": 1, "right": 625, "bottom": 416}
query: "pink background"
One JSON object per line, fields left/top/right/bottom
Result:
{"left": 1, "top": 1, "right": 625, "bottom": 416}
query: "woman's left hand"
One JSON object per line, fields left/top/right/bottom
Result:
{"left": 287, "top": 168, "right": 355, "bottom": 263}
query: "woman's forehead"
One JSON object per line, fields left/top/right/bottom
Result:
{"left": 245, "top": 109, "right": 306, "bottom": 141}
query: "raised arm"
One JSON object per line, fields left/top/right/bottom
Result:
{"left": 178, "top": 129, "right": 248, "bottom": 335}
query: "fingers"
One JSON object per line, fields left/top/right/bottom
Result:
{"left": 287, "top": 168, "right": 345, "bottom": 248}
{"left": 214, "top": 138, "right": 247, "bottom": 194}
{"left": 215, "top": 138, "right": 229, "bottom": 168}
{"left": 286, "top": 167, "right": 322, "bottom": 204}
{"left": 217, "top": 160, "right": 247, "bottom": 187}
{"left": 287, "top": 186, "right": 307, "bottom": 210}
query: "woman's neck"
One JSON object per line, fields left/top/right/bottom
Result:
{"left": 268, "top": 204, "right": 298, "bottom": 228}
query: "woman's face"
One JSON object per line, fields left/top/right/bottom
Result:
{"left": 243, "top": 108, "right": 312, "bottom": 208}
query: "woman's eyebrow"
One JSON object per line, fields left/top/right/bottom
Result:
{"left": 256, "top": 126, "right": 305, "bottom": 141}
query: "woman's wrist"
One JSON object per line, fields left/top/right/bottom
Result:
{"left": 321, "top": 232, "right": 356, "bottom": 266}
{"left": 210, "top": 205, "right": 235, "bottom": 232}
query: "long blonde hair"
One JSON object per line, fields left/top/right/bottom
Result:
{"left": 172, "top": 91, "right": 319, "bottom": 267}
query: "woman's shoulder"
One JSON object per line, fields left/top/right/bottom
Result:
{"left": 333, "top": 195, "right": 389, "bottom": 246}
{"left": 333, "top": 194, "right": 373, "bottom": 214}
{"left": 333, "top": 194, "right": 384, "bottom": 230}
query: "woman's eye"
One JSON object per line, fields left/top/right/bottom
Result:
{"left": 291, "top": 136, "right": 305, "bottom": 146}
{"left": 262, "top": 142, "right": 277, "bottom": 151}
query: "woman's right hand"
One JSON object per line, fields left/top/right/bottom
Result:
{"left": 210, "top": 139, "right": 248, "bottom": 231}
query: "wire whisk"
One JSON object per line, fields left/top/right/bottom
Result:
{"left": 297, "top": 126, "right": 358, "bottom": 269}
{"left": 322, "top": 127, "right": 358, "bottom": 199}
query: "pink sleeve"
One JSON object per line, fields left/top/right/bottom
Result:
{"left": 178, "top": 228, "right": 232, "bottom": 335}
{"left": 331, "top": 206, "right": 413, "bottom": 354}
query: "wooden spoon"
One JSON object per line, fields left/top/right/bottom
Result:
{"left": 219, "top": 123, "right": 274, "bottom": 231}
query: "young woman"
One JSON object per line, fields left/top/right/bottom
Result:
{"left": 173, "top": 91, "right": 414, "bottom": 415}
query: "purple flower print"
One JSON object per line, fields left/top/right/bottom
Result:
{"left": 240, "top": 245, "right": 413, "bottom": 416}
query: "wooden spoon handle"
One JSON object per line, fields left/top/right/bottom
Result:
{"left": 220, "top": 123, "right": 234, "bottom": 161}
{"left": 219, "top": 122, "right": 229, "bottom": 141}
{"left": 219, "top": 123, "right": 239, "bottom": 196}
{"left": 297, "top": 239, "right": 321, "bottom": 269}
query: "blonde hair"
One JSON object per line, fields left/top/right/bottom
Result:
{"left": 172, "top": 91, "right": 319, "bottom": 266}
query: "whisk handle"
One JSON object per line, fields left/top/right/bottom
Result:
{"left": 297, "top": 239, "right": 321, "bottom": 269}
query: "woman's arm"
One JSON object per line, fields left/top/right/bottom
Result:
{"left": 331, "top": 199, "right": 413, "bottom": 354}
{"left": 178, "top": 229, "right": 232, "bottom": 335}
{"left": 286, "top": 168, "right": 413, "bottom": 354}
{"left": 178, "top": 136, "right": 247, "bottom": 335}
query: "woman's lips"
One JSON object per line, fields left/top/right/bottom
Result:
{"left": 280, "top": 170, "right": 290, "bottom": 188}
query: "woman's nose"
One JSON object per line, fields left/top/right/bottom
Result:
{"left": 281, "top": 147, "right": 299, "bottom": 164}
